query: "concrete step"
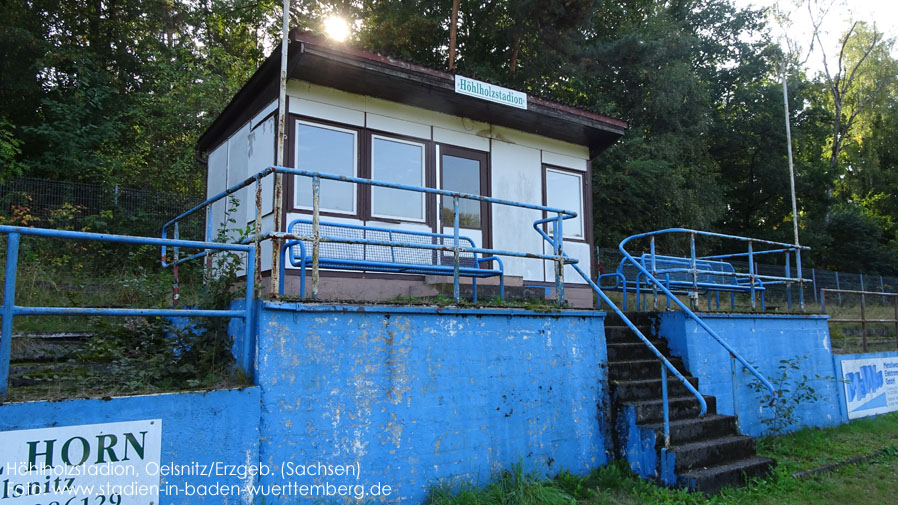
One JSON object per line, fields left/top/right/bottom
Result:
{"left": 604, "top": 312, "right": 658, "bottom": 328}
{"left": 612, "top": 376, "right": 700, "bottom": 402}
{"left": 642, "top": 414, "right": 739, "bottom": 447}
{"left": 678, "top": 456, "right": 776, "bottom": 494}
{"left": 607, "top": 341, "right": 671, "bottom": 361}
{"left": 604, "top": 325, "right": 659, "bottom": 343}
{"left": 631, "top": 395, "right": 717, "bottom": 424}
{"left": 671, "top": 435, "right": 757, "bottom": 472}
{"left": 608, "top": 357, "right": 686, "bottom": 381}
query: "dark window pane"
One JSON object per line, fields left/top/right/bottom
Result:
{"left": 441, "top": 154, "right": 481, "bottom": 228}
{"left": 294, "top": 122, "right": 356, "bottom": 212}
{"left": 371, "top": 137, "right": 425, "bottom": 220}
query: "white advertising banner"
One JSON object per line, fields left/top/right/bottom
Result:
{"left": 840, "top": 355, "right": 898, "bottom": 419}
{"left": 0, "top": 419, "right": 162, "bottom": 504}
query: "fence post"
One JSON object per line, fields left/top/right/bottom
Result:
{"left": 311, "top": 175, "right": 320, "bottom": 300}
{"left": 555, "top": 211, "right": 564, "bottom": 305}
{"left": 796, "top": 248, "right": 805, "bottom": 311}
{"left": 835, "top": 271, "right": 842, "bottom": 306}
{"left": 172, "top": 223, "right": 180, "bottom": 306}
{"left": 812, "top": 268, "right": 817, "bottom": 304}
{"left": 860, "top": 291, "right": 868, "bottom": 352}
{"left": 748, "top": 240, "right": 756, "bottom": 311}
{"left": 1, "top": 232, "right": 20, "bottom": 400}
{"left": 881, "top": 275, "right": 886, "bottom": 305}
{"left": 785, "top": 251, "right": 792, "bottom": 310}
{"left": 650, "top": 236, "right": 658, "bottom": 310}
{"left": 689, "top": 232, "right": 698, "bottom": 310}
{"left": 453, "top": 195, "right": 460, "bottom": 303}
{"left": 254, "top": 180, "right": 263, "bottom": 298}
{"left": 860, "top": 274, "right": 866, "bottom": 315}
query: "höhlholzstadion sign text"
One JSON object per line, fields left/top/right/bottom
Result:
{"left": 455, "top": 76, "right": 527, "bottom": 110}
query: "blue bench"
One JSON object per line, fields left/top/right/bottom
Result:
{"left": 278, "top": 218, "right": 504, "bottom": 301}
{"left": 599, "top": 254, "right": 765, "bottom": 310}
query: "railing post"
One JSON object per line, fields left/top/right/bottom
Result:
{"left": 254, "top": 180, "right": 263, "bottom": 297}
{"left": 812, "top": 268, "right": 817, "bottom": 304}
{"left": 785, "top": 251, "right": 792, "bottom": 311}
{"left": 796, "top": 248, "right": 805, "bottom": 311}
{"left": 555, "top": 212, "right": 564, "bottom": 305}
{"left": 312, "top": 175, "right": 320, "bottom": 300}
{"left": 650, "top": 235, "right": 658, "bottom": 310}
{"left": 172, "top": 223, "right": 180, "bottom": 306}
{"left": 689, "top": 232, "right": 698, "bottom": 310}
{"left": 453, "top": 196, "right": 460, "bottom": 303}
{"left": 243, "top": 246, "right": 256, "bottom": 379}
{"left": 1, "top": 232, "right": 20, "bottom": 400}
{"left": 748, "top": 240, "right": 756, "bottom": 311}
{"left": 205, "top": 207, "right": 214, "bottom": 286}
{"left": 661, "top": 362, "right": 670, "bottom": 448}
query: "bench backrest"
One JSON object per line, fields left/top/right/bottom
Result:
{"left": 618, "top": 254, "right": 738, "bottom": 286}
{"left": 289, "top": 219, "right": 478, "bottom": 267}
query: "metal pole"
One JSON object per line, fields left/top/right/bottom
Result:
{"left": 881, "top": 275, "right": 886, "bottom": 305}
{"left": 1, "top": 232, "right": 20, "bottom": 399}
{"left": 555, "top": 212, "right": 564, "bottom": 305}
{"left": 453, "top": 195, "right": 460, "bottom": 302}
{"left": 690, "top": 232, "right": 698, "bottom": 311}
{"left": 812, "top": 268, "right": 817, "bottom": 303}
{"left": 748, "top": 241, "right": 756, "bottom": 311}
{"left": 836, "top": 271, "right": 842, "bottom": 306}
{"left": 650, "top": 236, "right": 658, "bottom": 310}
{"left": 312, "top": 175, "right": 320, "bottom": 300}
{"left": 785, "top": 251, "right": 792, "bottom": 310}
{"left": 271, "top": 0, "right": 291, "bottom": 299}
{"left": 254, "top": 180, "right": 263, "bottom": 297}
{"left": 782, "top": 62, "right": 800, "bottom": 248}
{"left": 796, "top": 249, "right": 805, "bottom": 311}
{"left": 172, "top": 223, "right": 180, "bottom": 306}
{"left": 860, "top": 291, "right": 868, "bottom": 352}
{"left": 661, "top": 362, "right": 670, "bottom": 448}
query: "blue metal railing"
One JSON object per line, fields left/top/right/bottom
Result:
{"left": 162, "top": 166, "right": 580, "bottom": 303}
{"left": 625, "top": 229, "right": 810, "bottom": 312}
{"left": 0, "top": 225, "right": 256, "bottom": 400}
{"left": 532, "top": 218, "right": 706, "bottom": 449}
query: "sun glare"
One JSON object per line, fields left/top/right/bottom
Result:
{"left": 323, "top": 16, "right": 350, "bottom": 42}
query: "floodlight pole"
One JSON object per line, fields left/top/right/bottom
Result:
{"left": 781, "top": 62, "right": 799, "bottom": 247}
{"left": 271, "top": 0, "right": 290, "bottom": 298}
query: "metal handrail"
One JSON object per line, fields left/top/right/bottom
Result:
{"left": 0, "top": 225, "right": 256, "bottom": 400}
{"left": 618, "top": 229, "right": 778, "bottom": 407}
{"left": 532, "top": 218, "right": 705, "bottom": 448}
{"left": 162, "top": 166, "right": 580, "bottom": 303}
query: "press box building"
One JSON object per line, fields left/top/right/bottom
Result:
{"left": 196, "top": 32, "right": 627, "bottom": 305}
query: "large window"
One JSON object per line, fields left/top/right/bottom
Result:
{"left": 370, "top": 135, "right": 426, "bottom": 222}
{"left": 294, "top": 121, "right": 357, "bottom": 213}
{"left": 545, "top": 167, "right": 584, "bottom": 239}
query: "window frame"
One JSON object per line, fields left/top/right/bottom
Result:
{"left": 542, "top": 165, "right": 586, "bottom": 241}
{"left": 368, "top": 134, "right": 429, "bottom": 223}
{"left": 437, "top": 144, "right": 492, "bottom": 247}
{"left": 288, "top": 117, "right": 363, "bottom": 218}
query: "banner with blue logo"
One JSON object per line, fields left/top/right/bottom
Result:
{"left": 839, "top": 355, "right": 898, "bottom": 419}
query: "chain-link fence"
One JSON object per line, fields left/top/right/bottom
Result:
{"left": 0, "top": 177, "right": 205, "bottom": 239}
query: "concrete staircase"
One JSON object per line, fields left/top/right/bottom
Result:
{"left": 606, "top": 313, "right": 775, "bottom": 493}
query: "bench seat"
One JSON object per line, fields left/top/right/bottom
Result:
{"left": 278, "top": 218, "right": 503, "bottom": 301}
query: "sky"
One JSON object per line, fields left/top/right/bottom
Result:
{"left": 732, "top": 0, "right": 898, "bottom": 75}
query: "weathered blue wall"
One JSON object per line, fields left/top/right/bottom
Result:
{"left": 657, "top": 313, "right": 841, "bottom": 437}
{"left": 253, "top": 302, "right": 609, "bottom": 503}
{"left": 0, "top": 388, "right": 261, "bottom": 504}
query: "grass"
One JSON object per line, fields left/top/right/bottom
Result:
{"left": 425, "top": 412, "right": 898, "bottom": 505}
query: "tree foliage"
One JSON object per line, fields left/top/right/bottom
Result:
{"left": 1, "top": 0, "right": 897, "bottom": 273}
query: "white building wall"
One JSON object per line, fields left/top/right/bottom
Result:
{"left": 255, "top": 79, "right": 594, "bottom": 282}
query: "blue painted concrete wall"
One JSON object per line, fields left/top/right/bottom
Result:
{"left": 658, "top": 313, "right": 841, "bottom": 437}
{"left": 0, "top": 388, "right": 261, "bottom": 504}
{"left": 253, "top": 302, "right": 609, "bottom": 503}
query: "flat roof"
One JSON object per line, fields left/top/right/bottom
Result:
{"left": 198, "top": 32, "right": 627, "bottom": 157}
